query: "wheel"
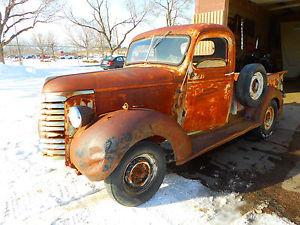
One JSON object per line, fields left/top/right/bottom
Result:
{"left": 236, "top": 63, "right": 267, "bottom": 108}
{"left": 254, "top": 100, "right": 278, "bottom": 139}
{"left": 104, "top": 141, "right": 166, "bottom": 207}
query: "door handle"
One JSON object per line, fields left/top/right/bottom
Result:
{"left": 189, "top": 72, "right": 204, "bottom": 80}
{"left": 225, "top": 72, "right": 235, "bottom": 76}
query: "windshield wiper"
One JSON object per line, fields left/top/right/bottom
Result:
{"left": 145, "top": 31, "right": 171, "bottom": 63}
{"left": 145, "top": 35, "right": 155, "bottom": 62}
{"left": 152, "top": 31, "right": 171, "bottom": 50}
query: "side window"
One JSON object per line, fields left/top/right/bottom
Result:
{"left": 193, "top": 38, "right": 228, "bottom": 69}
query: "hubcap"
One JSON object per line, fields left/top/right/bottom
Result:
{"left": 264, "top": 106, "right": 275, "bottom": 130}
{"left": 249, "top": 72, "right": 264, "bottom": 100}
{"left": 124, "top": 154, "right": 157, "bottom": 192}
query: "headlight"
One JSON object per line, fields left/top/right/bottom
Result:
{"left": 68, "top": 106, "right": 95, "bottom": 128}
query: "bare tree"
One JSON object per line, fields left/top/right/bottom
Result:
{"left": 67, "top": 27, "right": 96, "bottom": 59}
{"left": 47, "top": 32, "right": 57, "bottom": 59}
{"left": 4, "top": 37, "right": 26, "bottom": 58}
{"left": 32, "top": 33, "right": 48, "bottom": 58}
{"left": 93, "top": 32, "right": 107, "bottom": 56}
{"left": 153, "top": 0, "right": 192, "bottom": 27}
{"left": 66, "top": 0, "right": 148, "bottom": 55}
{"left": 0, "top": 0, "right": 59, "bottom": 63}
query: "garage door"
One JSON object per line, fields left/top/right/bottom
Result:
{"left": 281, "top": 21, "right": 300, "bottom": 79}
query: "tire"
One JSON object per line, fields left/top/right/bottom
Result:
{"left": 104, "top": 141, "right": 166, "bottom": 207}
{"left": 236, "top": 63, "right": 267, "bottom": 108}
{"left": 254, "top": 100, "right": 278, "bottom": 139}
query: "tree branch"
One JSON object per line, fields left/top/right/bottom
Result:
{"left": 1, "top": 0, "right": 60, "bottom": 47}
{"left": 67, "top": 0, "right": 149, "bottom": 54}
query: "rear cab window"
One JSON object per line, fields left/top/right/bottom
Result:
{"left": 193, "top": 38, "right": 228, "bottom": 69}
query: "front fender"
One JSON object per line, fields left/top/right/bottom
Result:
{"left": 70, "top": 109, "right": 192, "bottom": 181}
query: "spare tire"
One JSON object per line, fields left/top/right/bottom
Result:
{"left": 236, "top": 63, "right": 267, "bottom": 108}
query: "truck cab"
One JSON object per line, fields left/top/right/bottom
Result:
{"left": 39, "top": 24, "right": 285, "bottom": 206}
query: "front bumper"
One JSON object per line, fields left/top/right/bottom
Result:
{"left": 100, "top": 65, "right": 111, "bottom": 70}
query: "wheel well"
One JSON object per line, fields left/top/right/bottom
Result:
{"left": 139, "top": 136, "right": 175, "bottom": 162}
{"left": 144, "top": 135, "right": 165, "bottom": 144}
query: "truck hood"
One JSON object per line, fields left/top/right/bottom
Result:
{"left": 42, "top": 66, "right": 179, "bottom": 93}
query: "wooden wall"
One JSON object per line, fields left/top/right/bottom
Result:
{"left": 194, "top": 0, "right": 229, "bottom": 25}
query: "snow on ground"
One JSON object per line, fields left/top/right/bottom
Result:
{"left": 3, "top": 58, "right": 102, "bottom": 77}
{"left": 0, "top": 61, "right": 295, "bottom": 225}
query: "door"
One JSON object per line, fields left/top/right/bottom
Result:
{"left": 183, "top": 37, "right": 234, "bottom": 132}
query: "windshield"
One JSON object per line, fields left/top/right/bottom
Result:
{"left": 126, "top": 35, "right": 190, "bottom": 66}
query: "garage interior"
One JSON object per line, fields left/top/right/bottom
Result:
{"left": 194, "top": 0, "right": 300, "bottom": 80}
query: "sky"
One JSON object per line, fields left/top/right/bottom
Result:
{"left": 20, "top": 0, "right": 195, "bottom": 48}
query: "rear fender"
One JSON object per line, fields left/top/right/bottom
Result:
{"left": 245, "top": 86, "right": 283, "bottom": 122}
{"left": 70, "top": 109, "right": 192, "bottom": 181}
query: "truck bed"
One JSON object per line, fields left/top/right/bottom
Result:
{"left": 234, "top": 71, "right": 287, "bottom": 84}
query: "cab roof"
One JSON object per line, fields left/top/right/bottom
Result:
{"left": 132, "top": 23, "right": 234, "bottom": 42}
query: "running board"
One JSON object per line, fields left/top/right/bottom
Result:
{"left": 178, "top": 120, "right": 261, "bottom": 165}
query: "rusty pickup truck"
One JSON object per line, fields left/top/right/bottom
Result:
{"left": 39, "top": 24, "right": 286, "bottom": 206}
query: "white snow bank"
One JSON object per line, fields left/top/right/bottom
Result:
{"left": 0, "top": 60, "right": 102, "bottom": 80}
{"left": 0, "top": 63, "right": 39, "bottom": 78}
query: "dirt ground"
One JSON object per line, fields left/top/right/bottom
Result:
{"left": 172, "top": 78, "right": 300, "bottom": 224}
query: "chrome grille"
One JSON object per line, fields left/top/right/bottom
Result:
{"left": 39, "top": 94, "right": 67, "bottom": 156}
